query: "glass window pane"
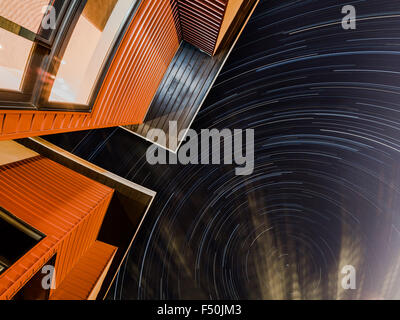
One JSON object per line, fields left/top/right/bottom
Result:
{"left": 49, "top": 0, "right": 138, "bottom": 105}
{"left": 0, "top": 0, "right": 51, "bottom": 34}
{"left": 0, "top": 28, "right": 34, "bottom": 91}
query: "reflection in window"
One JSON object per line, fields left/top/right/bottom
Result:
{"left": 0, "top": 0, "right": 51, "bottom": 34}
{"left": 49, "top": 0, "right": 137, "bottom": 105}
{"left": 0, "top": 28, "right": 34, "bottom": 91}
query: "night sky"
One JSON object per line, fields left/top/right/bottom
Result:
{"left": 47, "top": 0, "right": 400, "bottom": 299}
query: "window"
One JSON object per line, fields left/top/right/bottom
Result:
{"left": 48, "top": 0, "right": 136, "bottom": 105}
{"left": 0, "top": 28, "right": 34, "bottom": 91}
{"left": 0, "top": 0, "right": 140, "bottom": 111}
{"left": 0, "top": 207, "right": 45, "bottom": 275}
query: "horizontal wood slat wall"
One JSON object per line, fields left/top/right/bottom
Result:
{"left": 50, "top": 241, "right": 117, "bottom": 300}
{"left": 0, "top": 0, "right": 180, "bottom": 141}
{"left": 170, "top": 0, "right": 183, "bottom": 41}
{"left": 0, "top": 156, "right": 114, "bottom": 299}
{"left": 175, "top": 0, "right": 228, "bottom": 55}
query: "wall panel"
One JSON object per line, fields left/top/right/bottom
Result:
{"left": 176, "top": 0, "right": 228, "bottom": 55}
{"left": 215, "top": 0, "right": 245, "bottom": 52}
{"left": 0, "top": 156, "right": 114, "bottom": 299}
{"left": 50, "top": 241, "right": 117, "bottom": 300}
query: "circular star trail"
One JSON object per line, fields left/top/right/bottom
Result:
{"left": 48, "top": 0, "right": 400, "bottom": 299}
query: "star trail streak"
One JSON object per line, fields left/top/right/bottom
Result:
{"left": 47, "top": 0, "right": 400, "bottom": 299}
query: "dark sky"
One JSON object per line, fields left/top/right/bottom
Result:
{"left": 47, "top": 0, "right": 400, "bottom": 299}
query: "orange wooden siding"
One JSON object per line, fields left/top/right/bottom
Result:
{"left": 215, "top": 0, "right": 245, "bottom": 52}
{"left": 175, "top": 0, "right": 228, "bottom": 55}
{"left": 50, "top": 241, "right": 117, "bottom": 300}
{"left": 0, "top": 156, "right": 114, "bottom": 300}
{"left": 0, "top": 0, "right": 180, "bottom": 141}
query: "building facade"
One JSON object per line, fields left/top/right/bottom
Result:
{"left": 0, "top": 0, "right": 258, "bottom": 300}
{"left": 0, "top": 0, "right": 255, "bottom": 140}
